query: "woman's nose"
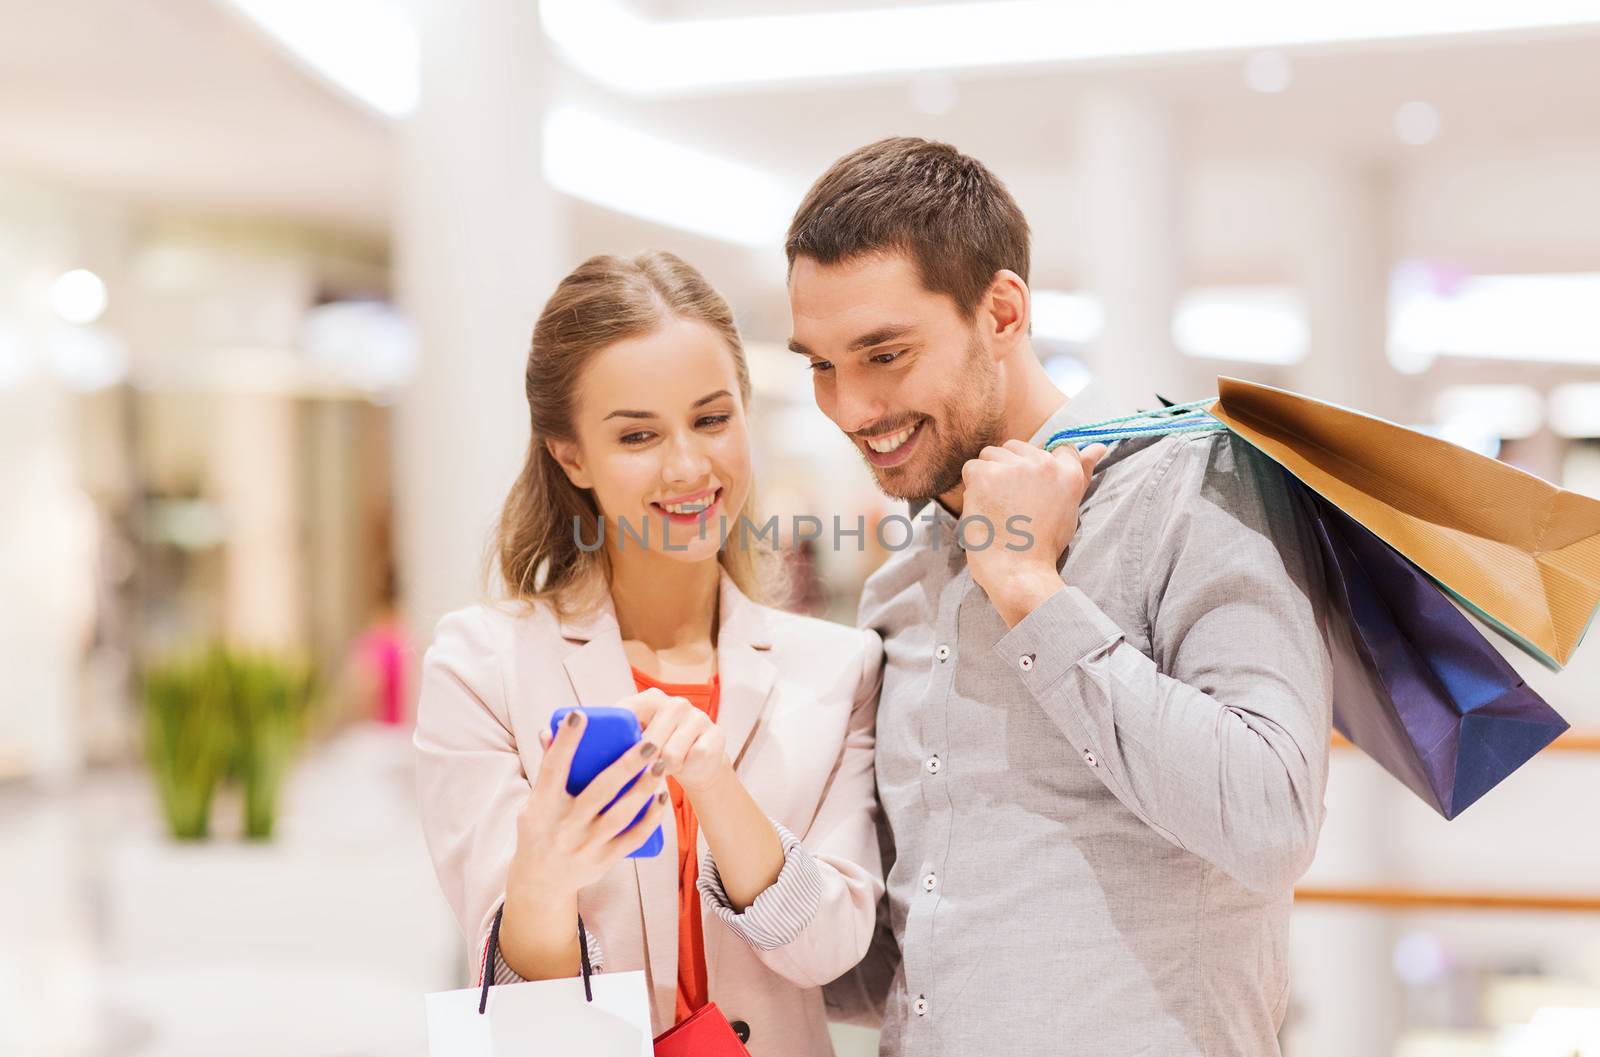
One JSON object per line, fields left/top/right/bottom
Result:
{"left": 662, "top": 433, "right": 711, "bottom": 483}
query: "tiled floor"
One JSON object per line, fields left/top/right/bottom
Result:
{"left": 0, "top": 726, "right": 460, "bottom": 1057}
{"left": 5, "top": 726, "right": 1596, "bottom": 1057}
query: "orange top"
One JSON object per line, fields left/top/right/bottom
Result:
{"left": 630, "top": 666, "right": 720, "bottom": 1026}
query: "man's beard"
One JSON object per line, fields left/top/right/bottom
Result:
{"left": 868, "top": 338, "right": 1003, "bottom": 502}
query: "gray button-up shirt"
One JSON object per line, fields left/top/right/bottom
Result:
{"left": 827, "top": 386, "right": 1333, "bottom": 1057}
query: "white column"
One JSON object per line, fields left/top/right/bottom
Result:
{"left": 211, "top": 389, "right": 303, "bottom": 650}
{"left": 1290, "top": 163, "right": 1410, "bottom": 418}
{"left": 1073, "top": 92, "right": 1198, "bottom": 412}
{"left": 0, "top": 378, "right": 93, "bottom": 782}
{"left": 393, "top": 2, "right": 567, "bottom": 634}
{"left": 1286, "top": 757, "right": 1402, "bottom": 1057}
{"left": 1282, "top": 164, "right": 1405, "bottom": 1057}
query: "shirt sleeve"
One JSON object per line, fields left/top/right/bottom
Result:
{"left": 696, "top": 627, "right": 887, "bottom": 989}
{"left": 697, "top": 819, "right": 824, "bottom": 950}
{"left": 992, "top": 433, "right": 1332, "bottom": 894}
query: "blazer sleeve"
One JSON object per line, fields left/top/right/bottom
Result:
{"left": 698, "top": 627, "right": 887, "bottom": 989}
{"left": 414, "top": 607, "right": 542, "bottom": 977}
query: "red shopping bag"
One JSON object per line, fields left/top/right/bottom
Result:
{"left": 653, "top": 1002, "right": 751, "bottom": 1056}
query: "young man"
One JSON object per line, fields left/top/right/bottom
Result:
{"left": 787, "top": 138, "right": 1332, "bottom": 1056}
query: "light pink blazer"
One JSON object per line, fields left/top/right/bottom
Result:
{"left": 415, "top": 573, "right": 884, "bottom": 1057}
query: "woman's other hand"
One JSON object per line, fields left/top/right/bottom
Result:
{"left": 625, "top": 686, "right": 729, "bottom": 794}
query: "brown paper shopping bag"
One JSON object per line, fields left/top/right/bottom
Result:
{"left": 1206, "top": 377, "right": 1600, "bottom": 670}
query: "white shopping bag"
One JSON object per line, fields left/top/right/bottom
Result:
{"left": 424, "top": 970, "right": 654, "bottom": 1056}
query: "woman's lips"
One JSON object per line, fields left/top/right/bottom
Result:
{"left": 650, "top": 487, "right": 722, "bottom": 525}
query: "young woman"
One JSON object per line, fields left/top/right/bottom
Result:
{"left": 415, "top": 252, "right": 883, "bottom": 1056}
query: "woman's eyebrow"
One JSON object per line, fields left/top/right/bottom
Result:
{"left": 604, "top": 389, "right": 731, "bottom": 421}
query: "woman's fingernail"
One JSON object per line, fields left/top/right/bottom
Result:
{"left": 650, "top": 759, "right": 667, "bottom": 776}
{"left": 639, "top": 742, "right": 658, "bottom": 759}
{"left": 656, "top": 792, "right": 669, "bottom": 806}
{"left": 566, "top": 711, "right": 583, "bottom": 728}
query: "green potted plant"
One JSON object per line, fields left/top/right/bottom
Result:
{"left": 229, "top": 651, "right": 315, "bottom": 840}
{"left": 141, "top": 648, "right": 234, "bottom": 840}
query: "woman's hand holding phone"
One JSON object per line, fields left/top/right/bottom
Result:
{"left": 509, "top": 711, "right": 669, "bottom": 902}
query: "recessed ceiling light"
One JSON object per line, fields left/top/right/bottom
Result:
{"left": 1549, "top": 383, "right": 1600, "bottom": 438}
{"left": 49, "top": 269, "right": 108, "bottom": 324}
{"left": 542, "top": 105, "right": 796, "bottom": 246}
{"left": 908, "top": 72, "right": 959, "bottom": 115}
{"left": 1172, "top": 285, "right": 1309, "bottom": 365}
{"left": 1243, "top": 50, "right": 1293, "bottom": 94}
{"left": 542, "top": 1, "right": 1600, "bottom": 96}
{"left": 218, "top": 0, "right": 418, "bottom": 118}
{"left": 1394, "top": 100, "right": 1441, "bottom": 146}
{"left": 1032, "top": 290, "right": 1106, "bottom": 345}
{"left": 1433, "top": 384, "right": 1543, "bottom": 441}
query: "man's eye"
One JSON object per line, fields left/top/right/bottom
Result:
{"left": 870, "top": 350, "right": 903, "bottom": 365}
{"left": 808, "top": 359, "right": 834, "bottom": 373}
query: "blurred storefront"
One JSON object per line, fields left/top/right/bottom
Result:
{"left": 3, "top": 3, "right": 1600, "bottom": 1055}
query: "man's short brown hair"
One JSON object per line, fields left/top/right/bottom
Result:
{"left": 786, "top": 137, "right": 1030, "bottom": 318}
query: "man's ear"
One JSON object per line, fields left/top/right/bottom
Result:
{"left": 982, "top": 269, "right": 1029, "bottom": 359}
{"left": 546, "top": 438, "right": 592, "bottom": 489}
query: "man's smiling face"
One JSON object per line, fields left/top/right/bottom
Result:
{"left": 788, "top": 251, "right": 1002, "bottom": 501}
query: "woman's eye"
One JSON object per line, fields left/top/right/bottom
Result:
{"left": 808, "top": 359, "right": 834, "bottom": 373}
{"left": 620, "top": 431, "right": 653, "bottom": 445}
{"left": 697, "top": 414, "right": 731, "bottom": 429}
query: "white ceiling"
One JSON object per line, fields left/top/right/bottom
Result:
{"left": 4, "top": 0, "right": 1600, "bottom": 256}
{"left": 0, "top": 0, "right": 394, "bottom": 233}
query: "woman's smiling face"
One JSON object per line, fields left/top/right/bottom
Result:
{"left": 549, "top": 314, "right": 753, "bottom": 565}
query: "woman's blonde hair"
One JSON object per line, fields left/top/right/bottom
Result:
{"left": 493, "top": 251, "right": 777, "bottom": 616}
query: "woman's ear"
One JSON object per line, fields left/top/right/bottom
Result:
{"left": 546, "top": 438, "right": 592, "bottom": 489}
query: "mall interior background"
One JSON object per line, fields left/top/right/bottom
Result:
{"left": 3, "top": 2, "right": 1600, "bottom": 1055}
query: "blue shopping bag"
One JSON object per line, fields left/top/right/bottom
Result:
{"left": 1296, "top": 484, "right": 1568, "bottom": 819}
{"left": 1047, "top": 392, "right": 1574, "bottom": 819}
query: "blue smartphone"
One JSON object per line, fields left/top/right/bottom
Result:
{"left": 549, "top": 706, "right": 663, "bottom": 858}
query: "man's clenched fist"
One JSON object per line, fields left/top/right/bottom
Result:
{"left": 959, "top": 440, "right": 1107, "bottom": 627}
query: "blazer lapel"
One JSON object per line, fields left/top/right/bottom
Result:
{"left": 558, "top": 601, "right": 679, "bottom": 1022}
{"left": 714, "top": 574, "right": 778, "bottom": 772}
{"left": 705, "top": 575, "right": 779, "bottom": 990}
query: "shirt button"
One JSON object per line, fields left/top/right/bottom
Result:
{"left": 925, "top": 755, "right": 942, "bottom": 775}
{"left": 913, "top": 995, "right": 929, "bottom": 1017}
{"left": 1018, "top": 653, "right": 1036, "bottom": 672}
{"left": 935, "top": 644, "right": 951, "bottom": 662}
{"left": 922, "top": 873, "right": 938, "bottom": 892}
{"left": 1084, "top": 749, "right": 1098, "bottom": 767}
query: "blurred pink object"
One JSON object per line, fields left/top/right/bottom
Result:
{"left": 354, "top": 621, "right": 412, "bottom": 725}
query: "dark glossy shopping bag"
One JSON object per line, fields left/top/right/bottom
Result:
{"left": 1045, "top": 384, "right": 1580, "bottom": 818}
{"left": 1296, "top": 483, "right": 1569, "bottom": 819}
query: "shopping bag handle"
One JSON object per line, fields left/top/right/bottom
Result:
{"left": 478, "top": 904, "right": 596, "bottom": 1014}
{"left": 1043, "top": 397, "right": 1225, "bottom": 452}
